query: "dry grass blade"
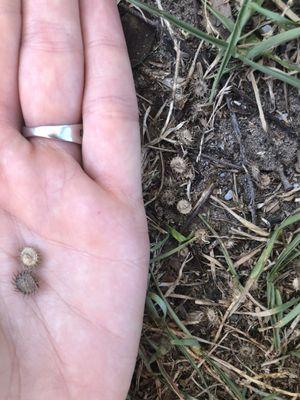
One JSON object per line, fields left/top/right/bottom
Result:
{"left": 270, "top": 0, "right": 300, "bottom": 22}
{"left": 211, "top": 195, "right": 269, "bottom": 237}
{"left": 249, "top": 70, "right": 268, "bottom": 131}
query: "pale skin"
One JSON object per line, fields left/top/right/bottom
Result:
{"left": 0, "top": 1, "right": 149, "bottom": 399}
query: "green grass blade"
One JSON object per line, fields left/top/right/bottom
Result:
{"left": 150, "top": 270, "right": 246, "bottom": 398}
{"left": 274, "top": 289, "right": 283, "bottom": 350}
{"left": 248, "top": 231, "right": 278, "bottom": 280}
{"left": 275, "top": 302, "right": 300, "bottom": 328}
{"left": 275, "top": 289, "right": 284, "bottom": 320}
{"left": 267, "top": 282, "right": 281, "bottom": 350}
{"left": 267, "top": 281, "right": 275, "bottom": 309}
{"left": 247, "top": 27, "right": 300, "bottom": 59}
{"left": 272, "top": 251, "right": 300, "bottom": 279}
{"left": 127, "top": 0, "right": 227, "bottom": 49}
{"left": 151, "top": 235, "right": 169, "bottom": 253}
{"left": 264, "top": 296, "right": 300, "bottom": 317}
{"left": 147, "top": 292, "right": 168, "bottom": 319}
{"left": 200, "top": 0, "right": 235, "bottom": 32}
{"left": 171, "top": 338, "right": 200, "bottom": 347}
{"left": 247, "top": 213, "right": 300, "bottom": 285}
{"left": 213, "top": 365, "right": 246, "bottom": 400}
{"left": 199, "top": 215, "right": 241, "bottom": 286}
{"left": 268, "top": 233, "right": 300, "bottom": 281}
{"left": 168, "top": 226, "right": 189, "bottom": 243}
{"left": 249, "top": 3, "right": 298, "bottom": 26}
{"left": 238, "top": 55, "right": 300, "bottom": 89}
{"left": 167, "top": 330, "right": 208, "bottom": 388}
{"left": 151, "top": 236, "right": 197, "bottom": 263}
{"left": 267, "top": 54, "right": 300, "bottom": 72}
{"left": 127, "top": 0, "right": 300, "bottom": 92}
{"left": 277, "top": 212, "right": 300, "bottom": 230}
{"left": 210, "top": 0, "right": 252, "bottom": 101}
{"left": 291, "top": 350, "right": 300, "bottom": 358}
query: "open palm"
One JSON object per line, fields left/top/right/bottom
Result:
{"left": 0, "top": 1, "right": 149, "bottom": 399}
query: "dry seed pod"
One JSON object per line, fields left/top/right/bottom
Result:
{"left": 177, "top": 129, "right": 193, "bottom": 146}
{"left": 13, "top": 271, "right": 39, "bottom": 295}
{"left": 177, "top": 199, "right": 192, "bottom": 215}
{"left": 161, "top": 189, "right": 176, "bottom": 206}
{"left": 170, "top": 156, "right": 188, "bottom": 175}
{"left": 20, "top": 247, "right": 40, "bottom": 269}
{"left": 194, "top": 228, "right": 210, "bottom": 245}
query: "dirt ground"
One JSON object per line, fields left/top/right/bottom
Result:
{"left": 121, "top": 1, "right": 300, "bottom": 398}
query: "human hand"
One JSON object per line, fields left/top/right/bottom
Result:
{"left": 0, "top": 1, "right": 149, "bottom": 399}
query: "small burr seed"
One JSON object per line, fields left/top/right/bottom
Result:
{"left": 13, "top": 270, "right": 39, "bottom": 295}
{"left": 20, "top": 247, "right": 40, "bottom": 270}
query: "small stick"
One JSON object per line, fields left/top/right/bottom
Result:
{"left": 226, "top": 97, "right": 257, "bottom": 223}
{"left": 183, "top": 183, "right": 215, "bottom": 230}
{"left": 277, "top": 166, "right": 294, "bottom": 191}
{"left": 201, "top": 154, "right": 242, "bottom": 170}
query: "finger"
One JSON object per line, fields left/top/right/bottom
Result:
{"left": 19, "top": 0, "right": 84, "bottom": 161}
{"left": 80, "top": 0, "right": 142, "bottom": 201}
{"left": 0, "top": 1, "right": 22, "bottom": 130}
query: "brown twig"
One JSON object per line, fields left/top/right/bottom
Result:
{"left": 226, "top": 97, "right": 257, "bottom": 224}
{"left": 201, "top": 154, "right": 242, "bottom": 170}
{"left": 183, "top": 183, "right": 215, "bottom": 230}
{"left": 277, "top": 166, "right": 294, "bottom": 191}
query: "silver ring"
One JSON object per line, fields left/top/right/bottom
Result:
{"left": 22, "top": 124, "right": 83, "bottom": 145}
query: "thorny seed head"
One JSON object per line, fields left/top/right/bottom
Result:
{"left": 170, "top": 156, "right": 188, "bottom": 175}
{"left": 177, "top": 199, "right": 192, "bottom": 215}
{"left": 194, "top": 228, "right": 210, "bottom": 245}
{"left": 13, "top": 271, "right": 39, "bottom": 295}
{"left": 20, "top": 247, "right": 40, "bottom": 270}
{"left": 239, "top": 345, "right": 256, "bottom": 360}
{"left": 193, "top": 78, "right": 208, "bottom": 99}
{"left": 176, "top": 129, "right": 194, "bottom": 146}
{"left": 224, "top": 239, "right": 236, "bottom": 249}
{"left": 260, "top": 174, "right": 271, "bottom": 189}
{"left": 206, "top": 308, "right": 219, "bottom": 327}
{"left": 161, "top": 189, "right": 176, "bottom": 206}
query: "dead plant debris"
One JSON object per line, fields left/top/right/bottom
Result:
{"left": 122, "top": 0, "right": 300, "bottom": 398}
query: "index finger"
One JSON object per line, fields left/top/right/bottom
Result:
{"left": 80, "top": 0, "right": 142, "bottom": 202}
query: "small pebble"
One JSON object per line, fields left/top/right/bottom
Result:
{"left": 260, "top": 24, "right": 272, "bottom": 35}
{"left": 224, "top": 190, "right": 234, "bottom": 201}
